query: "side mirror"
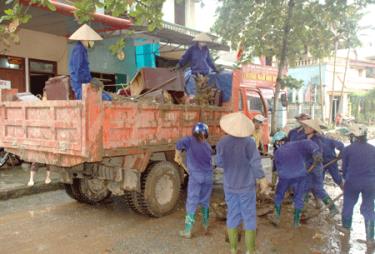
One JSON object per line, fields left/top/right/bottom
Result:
{"left": 281, "top": 94, "right": 288, "bottom": 107}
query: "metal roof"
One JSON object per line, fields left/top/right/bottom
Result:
{"left": 131, "top": 21, "right": 229, "bottom": 51}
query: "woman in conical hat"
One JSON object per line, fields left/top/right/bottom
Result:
{"left": 68, "top": 24, "right": 111, "bottom": 101}
{"left": 216, "top": 112, "right": 269, "bottom": 254}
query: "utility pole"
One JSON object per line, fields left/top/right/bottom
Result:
{"left": 329, "top": 40, "right": 338, "bottom": 125}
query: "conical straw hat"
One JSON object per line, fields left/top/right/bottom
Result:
{"left": 192, "top": 33, "right": 212, "bottom": 42}
{"left": 347, "top": 124, "right": 367, "bottom": 137}
{"left": 69, "top": 24, "right": 103, "bottom": 41}
{"left": 301, "top": 119, "right": 322, "bottom": 133}
{"left": 220, "top": 112, "right": 255, "bottom": 138}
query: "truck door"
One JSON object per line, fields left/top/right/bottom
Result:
{"left": 243, "top": 88, "right": 270, "bottom": 152}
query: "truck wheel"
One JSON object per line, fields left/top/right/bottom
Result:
{"left": 64, "top": 184, "right": 76, "bottom": 199}
{"left": 64, "top": 179, "right": 86, "bottom": 202}
{"left": 124, "top": 191, "right": 147, "bottom": 215}
{"left": 77, "top": 178, "right": 111, "bottom": 205}
{"left": 140, "top": 161, "right": 181, "bottom": 217}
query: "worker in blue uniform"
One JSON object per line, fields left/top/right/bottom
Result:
{"left": 337, "top": 124, "right": 375, "bottom": 248}
{"left": 270, "top": 137, "right": 322, "bottom": 227}
{"left": 286, "top": 113, "right": 310, "bottom": 142}
{"left": 301, "top": 119, "right": 339, "bottom": 217}
{"left": 175, "top": 33, "right": 217, "bottom": 101}
{"left": 321, "top": 135, "right": 344, "bottom": 189}
{"left": 175, "top": 122, "right": 212, "bottom": 239}
{"left": 216, "top": 112, "right": 269, "bottom": 254}
{"left": 69, "top": 24, "right": 112, "bottom": 101}
{"left": 271, "top": 130, "right": 287, "bottom": 186}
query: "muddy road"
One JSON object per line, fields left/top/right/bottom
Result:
{"left": 0, "top": 180, "right": 373, "bottom": 254}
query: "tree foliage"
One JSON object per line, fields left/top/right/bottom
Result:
{"left": 279, "top": 75, "right": 303, "bottom": 90}
{"left": 212, "top": 0, "right": 374, "bottom": 133}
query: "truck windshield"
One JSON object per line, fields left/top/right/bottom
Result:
{"left": 247, "top": 91, "right": 265, "bottom": 114}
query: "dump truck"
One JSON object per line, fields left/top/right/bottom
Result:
{"left": 0, "top": 66, "right": 271, "bottom": 217}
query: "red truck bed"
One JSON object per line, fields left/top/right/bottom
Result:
{"left": 0, "top": 85, "right": 229, "bottom": 167}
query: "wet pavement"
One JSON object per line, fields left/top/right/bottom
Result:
{"left": 0, "top": 179, "right": 373, "bottom": 254}
{"left": 0, "top": 165, "right": 61, "bottom": 200}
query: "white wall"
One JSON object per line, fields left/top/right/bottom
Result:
{"left": 0, "top": 28, "right": 69, "bottom": 75}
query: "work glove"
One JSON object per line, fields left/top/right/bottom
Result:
{"left": 258, "top": 177, "right": 271, "bottom": 195}
{"left": 174, "top": 149, "right": 183, "bottom": 165}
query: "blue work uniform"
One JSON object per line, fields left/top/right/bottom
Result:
{"left": 216, "top": 136, "right": 265, "bottom": 230}
{"left": 176, "top": 136, "right": 213, "bottom": 214}
{"left": 178, "top": 43, "right": 217, "bottom": 75}
{"left": 274, "top": 140, "right": 321, "bottom": 209}
{"left": 69, "top": 42, "right": 112, "bottom": 101}
{"left": 304, "top": 134, "right": 330, "bottom": 200}
{"left": 321, "top": 136, "right": 344, "bottom": 186}
{"left": 342, "top": 141, "right": 375, "bottom": 222}
{"left": 287, "top": 126, "right": 306, "bottom": 142}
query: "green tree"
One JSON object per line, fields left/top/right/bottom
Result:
{"left": 213, "top": 0, "right": 373, "bottom": 134}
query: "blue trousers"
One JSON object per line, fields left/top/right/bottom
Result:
{"left": 186, "top": 171, "right": 213, "bottom": 214}
{"left": 323, "top": 164, "right": 343, "bottom": 186}
{"left": 305, "top": 168, "right": 329, "bottom": 200}
{"left": 225, "top": 190, "right": 256, "bottom": 230}
{"left": 343, "top": 179, "right": 375, "bottom": 221}
{"left": 275, "top": 176, "right": 307, "bottom": 209}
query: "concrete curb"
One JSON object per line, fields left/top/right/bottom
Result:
{"left": 0, "top": 182, "right": 63, "bottom": 201}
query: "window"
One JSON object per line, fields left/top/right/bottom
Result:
{"left": 29, "top": 59, "right": 56, "bottom": 74}
{"left": 174, "top": 0, "right": 186, "bottom": 25}
{"left": 366, "top": 67, "right": 375, "bottom": 78}
{"left": 247, "top": 91, "right": 264, "bottom": 113}
{"left": 0, "top": 56, "right": 24, "bottom": 70}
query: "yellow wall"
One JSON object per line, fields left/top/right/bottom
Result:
{"left": 0, "top": 28, "right": 69, "bottom": 74}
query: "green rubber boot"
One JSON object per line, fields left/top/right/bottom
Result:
{"left": 245, "top": 230, "right": 256, "bottom": 254}
{"left": 201, "top": 207, "right": 209, "bottom": 233}
{"left": 336, "top": 216, "right": 352, "bottom": 234}
{"left": 293, "top": 208, "right": 302, "bottom": 228}
{"left": 179, "top": 213, "right": 195, "bottom": 239}
{"left": 227, "top": 228, "right": 238, "bottom": 254}
{"left": 322, "top": 196, "right": 339, "bottom": 218}
{"left": 268, "top": 205, "right": 281, "bottom": 226}
{"left": 365, "top": 220, "right": 375, "bottom": 247}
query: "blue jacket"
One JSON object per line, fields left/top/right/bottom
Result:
{"left": 274, "top": 140, "right": 321, "bottom": 179}
{"left": 342, "top": 141, "right": 375, "bottom": 182}
{"left": 321, "top": 136, "right": 344, "bottom": 164}
{"left": 178, "top": 43, "right": 216, "bottom": 75}
{"left": 176, "top": 136, "right": 212, "bottom": 173}
{"left": 69, "top": 42, "right": 112, "bottom": 101}
{"left": 216, "top": 136, "right": 265, "bottom": 193}
{"left": 69, "top": 42, "right": 92, "bottom": 99}
{"left": 287, "top": 126, "right": 306, "bottom": 142}
{"left": 305, "top": 134, "right": 324, "bottom": 172}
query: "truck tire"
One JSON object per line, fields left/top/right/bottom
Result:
{"left": 124, "top": 191, "right": 148, "bottom": 215}
{"left": 77, "top": 178, "right": 112, "bottom": 205}
{"left": 139, "top": 161, "right": 181, "bottom": 217}
{"left": 64, "top": 183, "right": 76, "bottom": 200}
{"left": 64, "top": 179, "right": 86, "bottom": 203}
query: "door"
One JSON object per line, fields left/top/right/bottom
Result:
{"left": 29, "top": 59, "right": 57, "bottom": 96}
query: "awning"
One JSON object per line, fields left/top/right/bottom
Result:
{"left": 132, "top": 21, "right": 230, "bottom": 51}
{"left": 0, "top": 0, "right": 133, "bottom": 37}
